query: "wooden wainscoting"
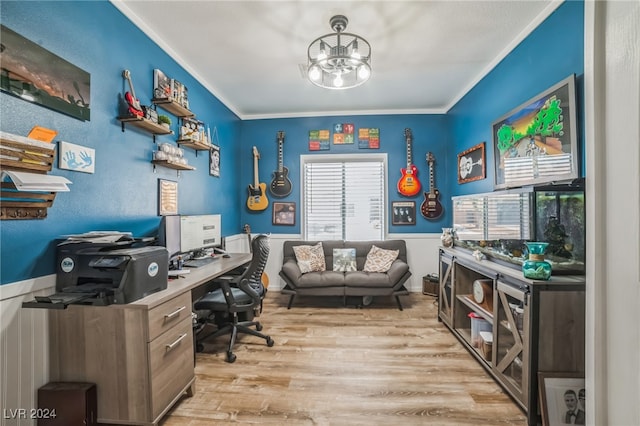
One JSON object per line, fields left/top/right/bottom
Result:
{"left": 162, "top": 292, "right": 526, "bottom": 425}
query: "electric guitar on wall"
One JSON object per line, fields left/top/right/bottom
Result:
{"left": 420, "top": 152, "right": 444, "bottom": 219}
{"left": 122, "top": 69, "right": 144, "bottom": 117}
{"left": 247, "top": 146, "right": 269, "bottom": 211}
{"left": 397, "top": 128, "right": 422, "bottom": 197}
{"left": 269, "top": 130, "right": 293, "bottom": 197}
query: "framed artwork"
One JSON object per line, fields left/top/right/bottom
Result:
{"left": 158, "top": 179, "right": 178, "bottom": 216}
{"left": 391, "top": 201, "right": 416, "bottom": 225}
{"left": 458, "top": 142, "right": 486, "bottom": 184}
{"left": 58, "top": 141, "right": 95, "bottom": 174}
{"left": 333, "top": 248, "right": 356, "bottom": 272}
{"left": 209, "top": 144, "right": 220, "bottom": 177}
{"left": 493, "top": 74, "right": 578, "bottom": 189}
{"left": 538, "top": 372, "right": 585, "bottom": 426}
{"left": 0, "top": 25, "right": 91, "bottom": 121}
{"left": 272, "top": 202, "right": 295, "bottom": 226}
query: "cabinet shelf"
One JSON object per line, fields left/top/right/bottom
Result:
{"left": 458, "top": 294, "right": 494, "bottom": 320}
{"left": 152, "top": 98, "right": 194, "bottom": 118}
{"left": 118, "top": 116, "right": 173, "bottom": 135}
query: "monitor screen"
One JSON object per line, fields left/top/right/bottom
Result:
{"left": 179, "top": 214, "right": 222, "bottom": 254}
{"left": 158, "top": 214, "right": 222, "bottom": 258}
{"left": 158, "top": 215, "right": 182, "bottom": 259}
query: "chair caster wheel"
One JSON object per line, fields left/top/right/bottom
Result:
{"left": 266, "top": 337, "right": 274, "bottom": 347}
{"left": 256, "top": 323, "right": 263, "bottom": 331}
{"left": 196, "top": 343, "right": 204, "bottom": 352}
{"left": 226, "top": 351, "right": 236, "bottom": 363}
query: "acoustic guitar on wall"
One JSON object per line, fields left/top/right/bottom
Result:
{"left": 397, "top": 128, "right": 422, "bottom": 197}
{"left": 420, "top": 152, "right": 444, "bottom": 219}
{"left": 269, "top": 130, "right": 292, "bottom": 197}
{"left": 247, "top": 146, "right": 269, "bottom": 211}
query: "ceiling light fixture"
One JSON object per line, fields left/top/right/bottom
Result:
{"left": 307, "top": 15, "right": 371, "bottom": 90}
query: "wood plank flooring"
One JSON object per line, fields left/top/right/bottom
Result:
{"left": 161, "top": 292, "right": 526, "bottom": 425}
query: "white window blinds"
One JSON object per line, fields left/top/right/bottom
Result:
{"left": 302, "top": 155, "right": 386, "bottom": 241}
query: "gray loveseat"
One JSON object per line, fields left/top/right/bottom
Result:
{"left": 279, "top": 240, "right": 411, "bottom": 310}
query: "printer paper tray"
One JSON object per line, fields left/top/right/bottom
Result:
{"left": 22, "top": 293, "right": 96, "bottom": 310}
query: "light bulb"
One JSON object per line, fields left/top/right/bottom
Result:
{"left": 334, "top": 74, "right": 343, "bottom": 88}
{"left": 358, "top": 65, "right": 370, "bottom": 80}
{"left": 309, "top": 66, "right": 320, "bottom": 81}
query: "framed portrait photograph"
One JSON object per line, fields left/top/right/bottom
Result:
{"left": 457, "top": 142, "right": 486, "bottom": 184}
{"left": 272, "top": 202, "right": 295, "bottom": 226}
{"left": 493, "top": 74, "right": 578, "bottom": 189}
{"left": 538, "top": 372, "right": 585, "bottom": 426}
{"left": 209, "top": 144, "right": 220, "bottom": 177}
{"left": 391, "top": 201, "right": 416, "bottom": 225}
{"left": 158, "top": 179, "right": 178, "bottom": 216}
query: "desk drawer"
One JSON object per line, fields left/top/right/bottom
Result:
{"left": 149, "top": 317, "right": 194, "bottom": 420}
{"left": 148, "top": 292, "right": 192, "bottom": 341}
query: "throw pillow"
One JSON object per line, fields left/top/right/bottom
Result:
{"left": 293, "top": 242, "right": 326, "bottom": 274}
{"left": 363, "top": 245, "right": 399, "bottom": 273}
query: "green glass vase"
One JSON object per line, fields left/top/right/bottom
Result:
{"left": 522, "top": 242, "right": 552, "bottom": 280}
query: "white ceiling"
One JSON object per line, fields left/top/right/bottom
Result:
{"left": 112, "top": 0, "right": 561, "bottom": 120}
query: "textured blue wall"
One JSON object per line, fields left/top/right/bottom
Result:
{"left": 448, "top": 0, "right": 585, "bottom": 197}
{"left": 238, "top": 115, "right": 451, "bottom": 236}
{"left": 0, "top": 1, "right": 584, "bottom": 285}
{"left": 0, "top": 1, "right": 242, "bottom": 284}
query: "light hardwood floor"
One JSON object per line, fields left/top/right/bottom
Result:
{"left": 161, "top": 292, "right": 527, "bottom": 425}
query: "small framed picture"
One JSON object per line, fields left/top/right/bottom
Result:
{"left": 158, "top": 179, "right": 178, "bottom": 216}
{"left": 273, "top": 202, "right": 295, "bottom": 226}
{"left": 391, "top": 201, "right": 416, "bottom": 225}
{"left": 457, "top": 142, "right": 486, "bottom": 184}
{"left": 538, "top": 372, "right": 585, "bottom": 426}
{"left": 209, "top": 144, "right": 220, "bottom": 177}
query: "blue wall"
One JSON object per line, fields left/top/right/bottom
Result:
{"left": 238, "top": 115, "right": 451, "bottom": 235}
{"left": 0, "top": 1, "right": 584, "bottom": 285}
{"left": 448, "top": 0, "right": 585, "bottom": 197}
{"left": 0, "top": 1, "right": 242, "bottom": 284}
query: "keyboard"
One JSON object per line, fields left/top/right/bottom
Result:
{"left": 184, "top": 256, "right": 218, "bottom": 268}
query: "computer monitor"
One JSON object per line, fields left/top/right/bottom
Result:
{"left": 179, "top": 214, "right": 221, "bottom": 255}
{"left": 158, "top": 214, "right": 222, "bottom": 259}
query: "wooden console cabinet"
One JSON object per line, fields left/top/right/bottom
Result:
{"left": 438, "top": 247, "right": 585, "bottom": 426}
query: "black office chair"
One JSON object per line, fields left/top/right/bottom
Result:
{"left": 194, "top": 234, "right": 274, "bottom": 363}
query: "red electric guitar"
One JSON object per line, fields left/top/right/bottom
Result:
{"left": 122, "top": 69, "right": 144, "bottom": 117}
{"left": 397, "top": 128, "right": 421, "bottom": 197}
{"left": 420, "top": 152, "right": 444, "bottom": 219}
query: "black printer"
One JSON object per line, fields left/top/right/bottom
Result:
{"left": 54, "top": 244, "right": 169, "bottom": 305}
{"left": 23, "top": 243, "right": 169, "bottom": 309}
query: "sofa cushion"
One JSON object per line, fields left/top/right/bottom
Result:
{"left": 363, "top": 245, "right": 399, "bottom": 272}
{"left": 296, "top": 270, "right": 346, "bottom": 288}
{"left": 293, "top": 242, "right": 326, "bottom": 273}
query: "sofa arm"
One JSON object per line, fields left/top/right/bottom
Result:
{"left": 386, "top": 259, "right": 410, "bottom": 283}
{"left": 280, "top": 259, "right": 303, "bottom": 287}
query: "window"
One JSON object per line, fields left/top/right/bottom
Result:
{"left": 302, "top": 154, "right": 387, "bottom": 240}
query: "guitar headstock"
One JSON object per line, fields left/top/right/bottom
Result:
{"left": 404, "top": 128, "right": 412, "bottom": 142}
{"left": 252, "top": 146, "right": 260, "bottom": 159}
{"left": 277, "top": 131, "right": 285, "bottom": 143}
{"left": 427, "top": 152, "right": 435, "bottom": 165}
{"left": 243, "top": 223, "right": 251, "bottom": 234}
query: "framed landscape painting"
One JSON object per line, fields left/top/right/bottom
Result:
{"left": 492, "top": 74, "right": 578, "bottom": 189}
{"left": 0, "top": 25, "right": 91, "bottom": 121}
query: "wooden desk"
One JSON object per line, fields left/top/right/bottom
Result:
{"left": 48, "top": 253, "right": 251, "bottom": 426}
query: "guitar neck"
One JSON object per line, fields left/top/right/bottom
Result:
{"left": 429, "top": 161, "right": 436, "bottom": 194}
{"left": 254, "top": 155, "right": 259, "bottom": 187}
{"left": 278, "top": 138, "right": 284, "bottom": 173}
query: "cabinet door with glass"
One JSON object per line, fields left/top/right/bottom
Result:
{"left": 493, "top": 276, "right": 530, "bottom": 408}
{"left": 438, "top": 249, "right": 454, "bottom": 327}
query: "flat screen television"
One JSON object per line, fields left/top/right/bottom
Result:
{"left": 158, "top": 214, "right": 222, "bottom": 258}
